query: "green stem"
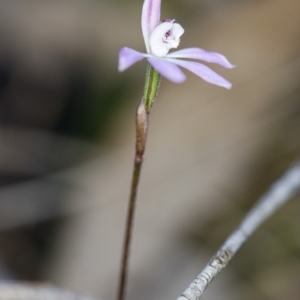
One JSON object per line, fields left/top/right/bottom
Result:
{"left": 117, "top": 65, "right": 161, "bottom": 300}
{"left": 144, "top": 64, "right": 161, "bottom": 112}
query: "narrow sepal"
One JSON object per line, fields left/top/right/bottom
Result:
{"left": 147, "top": 57, "right": 186, "bottom": 83}
{"left": 141, "top": 0, "right": 161, "bottom": 53}
{"left": 166, "top": 59, "right": 232, "bottom": 89}
{"left": 118, "top": 47, "right": 147, "bottom": 72}
{"left": 166, "top": 48, "right": 235, "bottom": 69}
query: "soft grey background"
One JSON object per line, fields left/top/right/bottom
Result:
{"left": 0, "top": 1, "right": 299, "bottom": 300}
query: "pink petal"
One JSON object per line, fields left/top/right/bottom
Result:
{"left": 147, "top": 57, "right": 186, "bottom": 83}
{"left": 118, "top": 47, "right": 147, "bottom": 72}
{"left": 142, "top": 0, "right": 161, "bottom": 53}
{"left": 166, "top": 48, "right": 235, "bottom": 69}
{"left": 166, "top": 58, "right": 232, "bottom": 89}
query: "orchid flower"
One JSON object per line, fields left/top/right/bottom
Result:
{"left": 118, "top": 0, "right": 234, "bottom": 89}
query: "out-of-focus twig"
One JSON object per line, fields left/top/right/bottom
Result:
{"left": 178, "top": 159, "right": 300, "bottom": 300}
{"left": 0, "top": 282, "right": 99, "bottom": 300}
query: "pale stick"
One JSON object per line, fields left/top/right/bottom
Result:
{"left": 178, "top": 159, "right": 300, "bottom": 300}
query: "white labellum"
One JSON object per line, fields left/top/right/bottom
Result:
{"left": 149, "top": 20, "right": 184, "bottom": 57}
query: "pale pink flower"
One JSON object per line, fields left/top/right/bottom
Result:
{"left": 118, "top": 0, "right": 234, "bottom": 89}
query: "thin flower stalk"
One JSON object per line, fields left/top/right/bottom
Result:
{"left": 117, "top": 65, "right": 160, "bottom": 300}
{"left": 117, "top": 1, "right": 234, "bottom": 300}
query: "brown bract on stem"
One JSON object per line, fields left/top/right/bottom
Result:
{"left": 117, "top": 100, "right": 149, "bottom": 300}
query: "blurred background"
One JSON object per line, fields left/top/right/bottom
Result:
{"left": 0, "top": 0, "right": 299, "bottom": 299}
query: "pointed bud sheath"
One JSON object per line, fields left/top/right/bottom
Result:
{"left": 136, "top": 100, "right": 149, "bottom": 159}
